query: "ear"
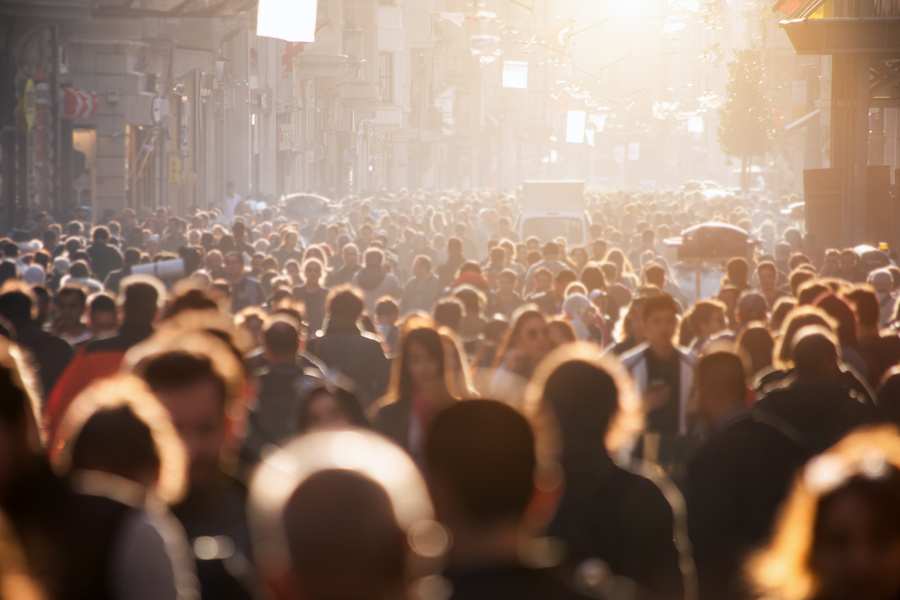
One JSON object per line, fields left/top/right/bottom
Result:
{"left": 523, "top": 464, "right": 564, "bottom": 534}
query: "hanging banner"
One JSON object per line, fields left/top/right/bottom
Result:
{"left": 168, "top": 155, "right": 181, "bottom": 184}
{"left": 16, "top": 79, "right": 36, "bottom": 132}
{"left": 257, "top": 0, "right": 318, "bottom": 43}
{"left": 566, "top": 110, "right": 586, "bottom": 144}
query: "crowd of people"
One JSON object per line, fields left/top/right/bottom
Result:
{"left": 2, "top": 185, "right": 900, "bottom": 600}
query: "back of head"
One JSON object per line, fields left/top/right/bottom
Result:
{"left": 121, "top": 277, "right": 161, "bottom": 323}
{"left": 283, "top": 469, "right": 406, "bottom": 600}
{"left": 738, "top": 292, "right": 768, "bottom": 324}
{"left": 792, "top": 326, "right": 840, "bottom": 380}
{"left": 697, "top": 351, "right": 747, "bottom": 404}
{"left": 0, "top": 288, "right": 33, "bottom": 324}
{"left": 424, "top": 400, "right": 536, "bottom": 525}
{"left": 264, "top": 317, "right": 300, "bottom": 358}
{"left": 70, "top": 404, "right": 160, "bottom": 486}
{"left": 327, "top": 286, "right": 364, "bottom": 321}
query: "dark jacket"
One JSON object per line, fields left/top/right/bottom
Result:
{"left": 103, "top": 265, "right": 132, "bottom": 294}
{"left": 352, "top": 267, "right": 402, "bottom": 315}
{"left": 326, "top": 264, "right": 360, "bottom": 287}
{"left": 687, "top": 408, "right": 808, "bottom": 600}
{"left": 306, "top": 317, "right": 391, "bottom": 407}
{"left": 437, "top": 252, "right": 466, "bottom": 289}
{"left": 8, "top": 319, "right": 73, "bottom": 406}
{"left": 243, "top": 363, "right": 318, "bottom": 463}
{"left": 446, "top": 565, "right": 604, "bottom": 600}
{"left": 756, "top": 378, "right": 875, "bottom": 455}
{"left": 549, "top": 451, "right": 688, "bottom": 600}
{"left": 86, "top": 241, "right": 123, "bottom": 282}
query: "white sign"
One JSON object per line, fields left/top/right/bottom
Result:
{"left": 566, "top": 110, "right": 586, "bottom": 144}
{"left": 614, "top": 145, "right": 625, "bottom": 164}
{"left": 502, "top": 61, "right": 528, "bottom": 89}
{"left": 257, "top": 0, "right": 318, "bottom": 43}
{"left": 628, "top": 142, "right": 640, "bottom": 161}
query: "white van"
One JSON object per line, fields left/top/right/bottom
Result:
{"left": 516, "top": 181, "right": 591, "bottom": 245}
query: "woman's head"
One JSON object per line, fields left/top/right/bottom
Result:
{"left": 749, "top": 426, "right": 900, "bottom": 600}
{"left": 504, "top": 307, "right": 550, "bottom": 363}
{"left": 297, "top": 380, "right": 368, "bottom": 433}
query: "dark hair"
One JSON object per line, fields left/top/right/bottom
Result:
{"left": 121, "top": 280, "right": 160, "bottom": 323}
{"left": 425, "top": 400, "right": 537, "bottom": 524}
{"left": 845, "top": 287, "right": 879, "bottom": 329}
{"left": 283, "top": 469, "right": 406, "bottom": 599}
{"left": 644, "top": 264, "right": 665, "bottom": 288}
{"left": 697, "top": 350, "right": 747, "bottom": 401}
{"left": 263, "top": 317, "right": 300, "bottom": 357}
{"left": 140, "top": 352, "right": 228, "bottom": 410}
{"left": 642, "top": 293, "right": 678, "bottom": 321}
{"left": 296, "top": 381, "right": 369, "bottom": 433}
{"left": 89, "top": 293, "right": 117, "bottom": 315}
{"left": 327, "top": 286, "right": 364, "bottom": 321}
{"left": 433, "top": 298, "right": 464, "bottom": 332}
{"left": 57, "top": 285, "right": 88, "bottom": 308}
{"left": 70, "top": 404, "right": 159, "bottom": 484}
{"left": 736, "top": 324, "right": 775, "bottom": 376}
{"left": 375, "top": 297, "right": 400, "bottom": 319}
{"left": 91, "top": 226, "right": 110, "bottom": 243}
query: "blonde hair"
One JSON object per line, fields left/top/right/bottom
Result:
{"left": 748, "top": 425, "right": 900, "bottom": 600}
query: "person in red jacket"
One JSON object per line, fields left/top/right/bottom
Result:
{"left": 44, "top": 276, "right": 161, "bottom": 446}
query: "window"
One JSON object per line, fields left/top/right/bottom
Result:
{"left": 379, "top": 52, "right": 394, "bottom": 103}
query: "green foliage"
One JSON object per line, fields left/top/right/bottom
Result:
{"left": 717, "top": 48, "right": 774, "bottom": 162}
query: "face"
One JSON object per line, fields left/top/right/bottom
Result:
{"left": 224, "top": 254, "right": 243, "bottom": 279}
{"left": 305, "top": 393, "right": 352, "bottom": 432}
{"left": 305, "top": 263, "right": 322, "bottom": 284}
{"left": 406, "top": 341, "right": 441, "bottom": 390}
{"left": 811, "top": 490, "right": 900, "bottom": 600}
{"left": 250, "top": 255, "right": 264, "bottom": 272}
{"left": 825, "top": 255, "right": 840, "bottom": 272}
{"left": 644, "top": 309, "right": 678, "bottom": 349}
{"left": 758, "top": 267, "right": 777, "bottom": 290}
{"left": 499, "top": 276, "right": 516, "bottom": 293}
{"left": 155, "top": 378, "right": 225, "bottom": 488}
{"left": 206, "top": 253, "right": 222, "bottom": 271}
{"left": 535, "top": 273, "right": 552, "bottom": 292}
{"left": 90, "top": 310, "right": 118, "bottom": 335}
{"left": 57, "top": 294, "right": 85, "bottom": 327}
{"left": 517, "top": 316, "right": 549, "bottom": 361}
{"left": 343, "top": 247, "right": 359, "bottom": 267}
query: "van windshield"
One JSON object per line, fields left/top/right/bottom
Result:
{"left": 522, "top": 217, "right": 584, "bottom": 244}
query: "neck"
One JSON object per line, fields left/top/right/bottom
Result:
{"left": 649, "top": 341, "right": 675, "bottom": 359}
{"left": 447, "top": 521, "right": 523, "bottom": 571}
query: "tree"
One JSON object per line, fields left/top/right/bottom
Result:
{"left": 717, "top": 48, "right": 774, "bottom": 192}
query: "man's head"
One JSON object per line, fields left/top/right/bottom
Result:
{"left": 533, "top": 267, "right": 552, "bottom": 293}
{"left": 56, "top": 286, "right": 87, "bottom": 328}
{"left": 424, "top": 400, "right": 541, "bottom": 533}
{"left": 327, "top": 287, "right": 364, "bottom": 322}
{"left": 264, "top": 317, "right": 302, "bottom": 365}
{"left": 792, "top": 325, "right": 842, "bottom": 383}
{"left": 88, "top": 292, "right": 118, "bottom": 335}
{"left": 757, "top": 261, "right": 778, "bottom": 291}
{"left": 119, "top": 277, "right": 162, "bottom": 324}
{"left": 642, "top": 294, "right": 679, "bottom": 351}
{"left": 542, "top": 242, "right": 560, "bottom": 260}
{"left": 364, "top": 248, "right": 384, "bottom": 270}
{"left": 136, "top": 346, "right": 232, "bottom": 489}
{"left": 341, "top": 243, "right": 359, "bottom": 268}
{"left": 91, "top": 226, "right": 110, "bottom": 244}
{"left": 248, "top": 431, "right": 433, "bottom": 600}
{"left": 696, "top": 351, "right": 748, "bottom": 428}
{"left": 644, "top": 264, "right": 666, "bottom": 289}
{"left": 224, "top": 251, "right": 245, "bottom": 281}
{"left": 738, "top": 292, "right": 768, "bottom": 326}
{"left": 413, "top": 255, "right": 432, "bottom": 279}
{"left": 726, "top": 257, "right": 749, "bottom": 286}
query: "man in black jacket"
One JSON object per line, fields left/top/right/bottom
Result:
{"left": 424, "top": 400, "right": 604, "bottom": 600}
{"left": 86, "top": 226, "right": 123, "bottom": 282}
{"left": 306, "top": 287, "right": 390, "bottom": 407}
{"left": 687, "top": 350, "right": 808, "bottom": 600}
